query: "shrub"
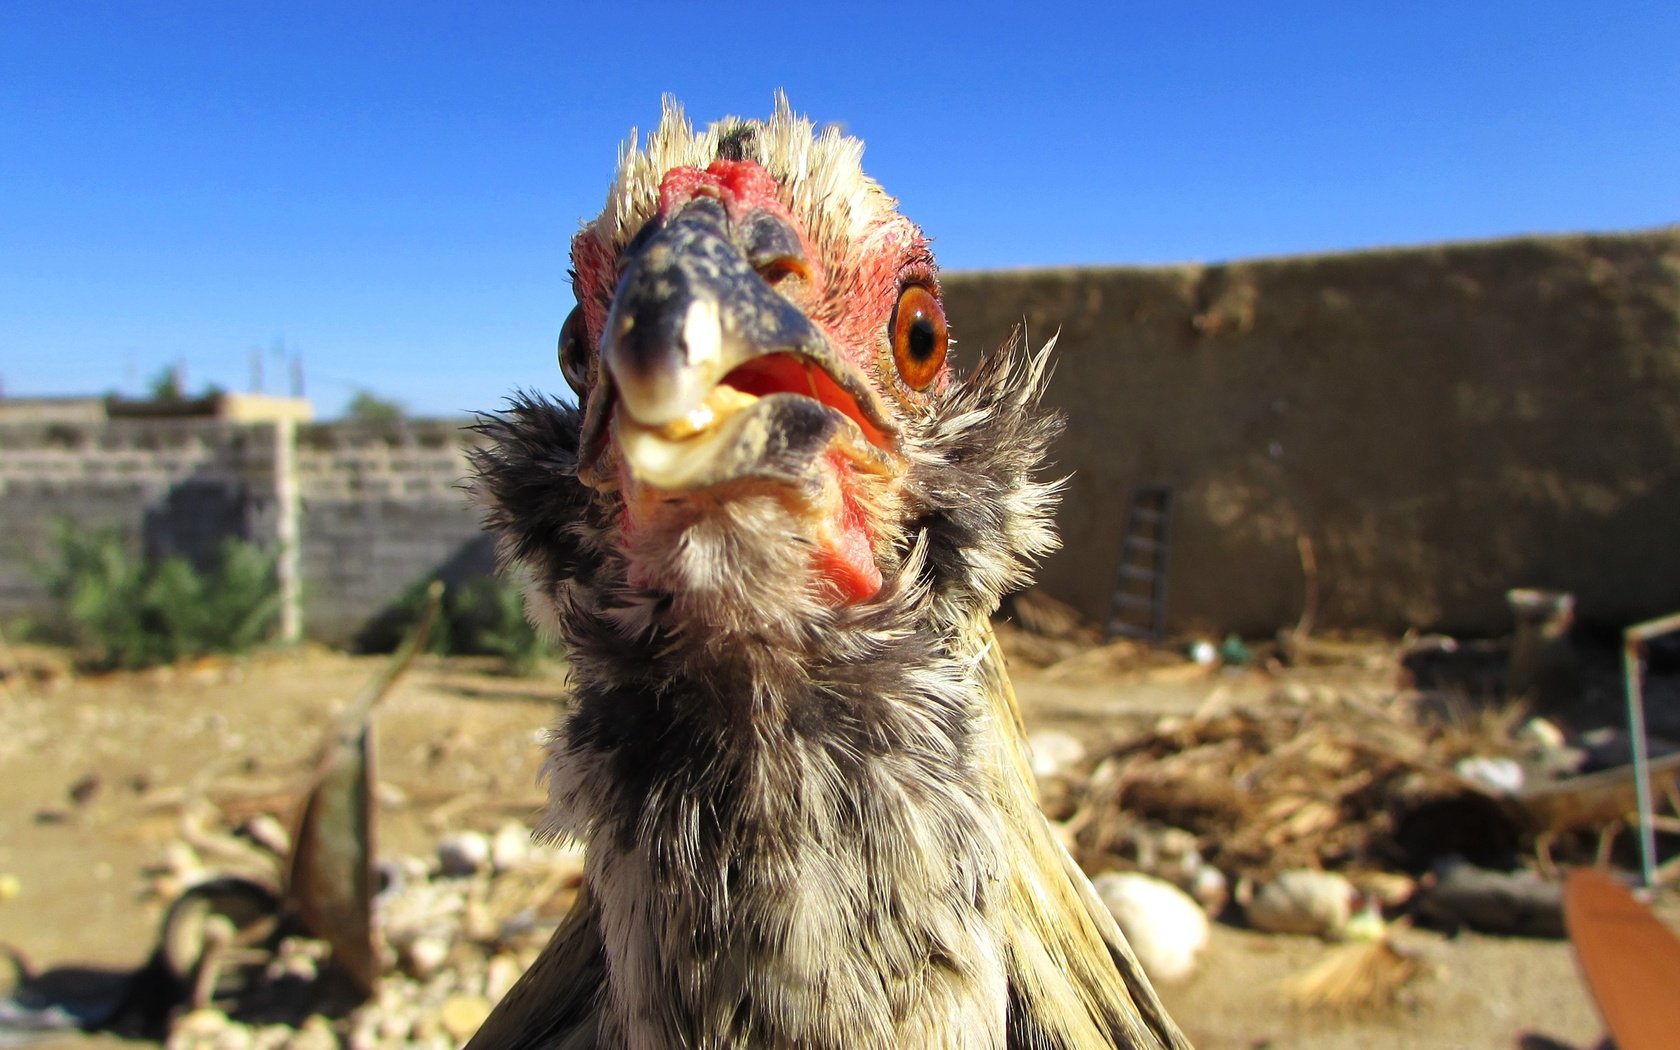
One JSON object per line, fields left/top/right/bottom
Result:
{"left": 356, "top": 572, "right": 555, "bottom": 675}
{"left": 39, "top": 523, "right": 280, "bottom": 669}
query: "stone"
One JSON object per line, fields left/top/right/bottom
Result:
{"left": 402, "top": 935, "right": 452, "bottom": 980}
{"left": 1026, "top": 729, "right": 1086, "bottom": 780}
{"left": 439, "top": 994, "right": 494, "bottom": 1042}
{"left": 490, "top": 821, "right": 530, "bottom": 873}
{"left": 1092, "top": 871, "right": 1208, "bottom": 983}
{"left": 242, "top": 813, "right": 292, "bottom": 856}
{"left": 436, "top": 832, "right": 490, "bottom": 877}
{"left": 283, "top": 1016, "right": 338, "bottom": 1050}
{"left": 484, "top": 953, "right": 523, "bottom": 1003}
{"left": 1247, "top": 868, "right": 1355, "bottom": 938}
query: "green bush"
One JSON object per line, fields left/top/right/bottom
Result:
{"left": 39, "top": 523, "right": 279, "bottom": 669}
{"left": 356, "top": 572, "right": 555, "bottom": 675}
{"left": 451, "top": 575, "right": 553, "bottom": 676}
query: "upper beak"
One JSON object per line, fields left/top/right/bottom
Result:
{"left": 576, "top": 197, "right": 901, "bottom": 493}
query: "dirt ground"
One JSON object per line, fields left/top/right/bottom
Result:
{"left": 0, "top": 645, "right": 1661, "bottom": 1049}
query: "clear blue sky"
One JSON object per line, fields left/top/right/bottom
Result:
{"left": 4, "top": 2, "right": 1676, "bottom": 418}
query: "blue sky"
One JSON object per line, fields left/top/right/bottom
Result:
{"left": 3, "top": 3, "right": 1676, "bottom": 417}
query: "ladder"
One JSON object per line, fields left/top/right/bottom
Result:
{"left": 1105, "top": 486, "right": 1174, "bottom": 643}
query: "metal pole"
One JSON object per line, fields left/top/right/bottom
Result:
{"left": 1623, "top": 633, "right": 1657, "bottom": 889}
{"left": 1620, "top": 610, "right": 1680, "bottom": 890}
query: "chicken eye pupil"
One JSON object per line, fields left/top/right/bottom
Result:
{"left": 907, "top": 314, "right": 937, "bottom": 362}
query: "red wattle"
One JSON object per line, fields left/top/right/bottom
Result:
{"left": 813, "top": 453, "right": 881, "bottom": 605}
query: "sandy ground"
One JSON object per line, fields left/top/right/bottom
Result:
{"left": 0, "top": 646, "right": 1653, "bottom": 1049}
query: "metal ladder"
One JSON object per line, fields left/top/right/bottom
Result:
{"left": 1105, "top": 486, "right": 1174, "bottom": 642}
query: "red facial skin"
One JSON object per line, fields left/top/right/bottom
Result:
{"left": 572, "top": 159, "right": 949, "bottom": 605}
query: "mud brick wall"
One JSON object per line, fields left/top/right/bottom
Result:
{"left": 943, "top": 227, "right": 1680, "bottom": 636}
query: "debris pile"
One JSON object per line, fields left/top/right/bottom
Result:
{"left": 1051, "top": 683, "right": 1536, "bottom": 887}
{"left": 150, "top": 817, "right": 582, "bottom": 1050}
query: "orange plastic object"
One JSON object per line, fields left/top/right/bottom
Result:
{"left": 1564, "top": 868, "right": 1680, "bottom": 1050}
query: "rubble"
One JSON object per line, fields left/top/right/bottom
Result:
{"left": 1061, "top": 679, "right": 1553, "bottom": 887}
{"left": 144, "top": 817, "right": 582, "bottom": 1049}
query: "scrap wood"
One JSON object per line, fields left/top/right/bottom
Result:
{"left": 1041, "top": 639, "right": 1150, "bottom": 681}
{"left": 1276, "top": 629, "right": 1396, "bottom": 670}
{"left": 1261, "top": 799, "right": 1341, "bottom": 847}
{"left": 1063, "top": 686, "right": 1554, "bottom": 883}
{"left": 1516, "top": 751, "right": 1680, "bottom": 834}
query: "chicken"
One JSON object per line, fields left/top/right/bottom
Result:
{"left": 467, "top": 97, "right": 1190, "bottom": 1050}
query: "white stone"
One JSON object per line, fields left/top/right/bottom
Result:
{"left": 1092, "top": 871, "right": 1209, "bottom": 983}
{"left": 243, "top": 813, "right": 292, "bottom": 856}
{"left": 402, "top": 935, "right": 452, "bottom": 979}
{"left": 491, "top": 821, "right": 530, "bottom": 873}
{"left": 1026, "top": 729, "right": 1086, "bottom": 780}
{"left": 1455, "top": 755, "right": 1525, "bottom": 794}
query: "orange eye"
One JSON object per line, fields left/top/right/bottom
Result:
{"left": 890, "top": 285, "right": 947, "bottom": 391}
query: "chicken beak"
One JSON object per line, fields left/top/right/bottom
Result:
{"left": 603, "top": 197, "right": 810, "bottom": 428}
{"left": 577, "top": 197, "right": 901, "bottom": 494}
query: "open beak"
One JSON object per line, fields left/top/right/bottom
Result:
{"left": 576, "top": 197, "right": 904, "bottom": 495}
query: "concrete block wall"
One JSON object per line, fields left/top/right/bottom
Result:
{"left": 0, "top": 417, "right": 488, "bottom": 646}
{"left": 0, "top": 420, "right": 277, "bottom": 612}
{"left": 293, "top": 421, "right": 490, "bottom": 643}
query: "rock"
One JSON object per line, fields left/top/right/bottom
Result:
{"left": 484, "top": 953, "right": 523, "bottom": 1003}
{"left": 377, "top": 1008, "right": 414, "bottom": 1042}
{"left": 1129, "top": 825, "right": 1202, "bottom": 884}
{"left": 1519, "top": 716, "right": 1567, "bottom": 752}
{"left": 437, "top": 832, "right": 491, "bottom": 877}
{"left": 461, "top": 898, "right": 500, "bottom": 943}
{"left": 1026, "top": 729, "right": 1086, "bottom": 780}
{"left": 1246, "top": 869, "right": 1355, "bottom": 938}
{"left": 439, "top": 994, "right": 494, "bottom": 1041}
{"left": 169, "top": 1008, "right": 230, "bottom": 1043}
{"left": 242, "top": 813, "right": 292, "bottom": 856}
{"left": 1414, "top": 855, "right": 1565, "bottom": 938}
{"left": 1455, "top": 755, "right": 1524, "bottom": 793}
{"left": 491, "top": 821, "right": 530, "bottom": 873}
{"left": 283, "top": 1016, "right": 338, "bottom": 1050}
{"left": 346, "top": 1013, "right": 383, "bottom": 1050}
{"left": 1189, "top": 865, "right": 1229, "bottom": 915}
{"left": 253, "top": 1024, "right": 294, "bottom": 1050}
{"left": 402, "top": 935, "right": 452, "bottom": 979}
{"left": 1092, "top": 871, "right": 1208, "bottom": 982}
